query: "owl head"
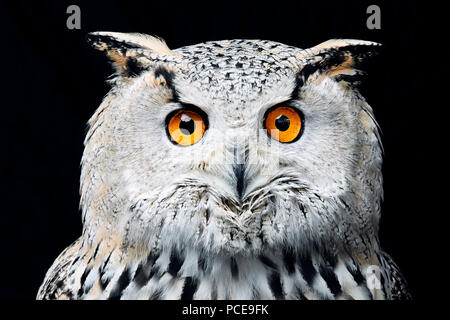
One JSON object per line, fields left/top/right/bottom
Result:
{"left": 81, "top": 32, "right": 382, "bottom": 260}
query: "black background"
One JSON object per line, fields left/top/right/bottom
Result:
{"left": 0, "top": 0, "right": 445, "bottom": 301}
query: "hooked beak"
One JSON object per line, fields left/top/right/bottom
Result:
{"left": 232, "top": 144, "right": 248, "bottom": 204}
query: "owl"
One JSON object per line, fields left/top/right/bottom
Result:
{"left": 37, "top": 32, "right": 411, "bottom": 300}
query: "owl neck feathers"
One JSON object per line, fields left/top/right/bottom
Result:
{"left": 70, "top": 237, "right": 386, "bottom": 299}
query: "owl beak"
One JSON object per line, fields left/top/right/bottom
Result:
{"left": 233, "top": 163, "right": 245, "bottom": 202}
{"left": 232, "top": 144, "right": 248, "bottom": 203}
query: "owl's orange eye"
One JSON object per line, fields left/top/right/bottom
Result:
{"left": 167, "top": 108, "right": 207, "bottom": 146}
{"left": 264, "top": 106, "right": 303, "bottom": 143}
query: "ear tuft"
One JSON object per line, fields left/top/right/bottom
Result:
{"left": 297, "top": 39, "right": 381, "bottom": 86}
{"left": 87, "top": 32, "right": 176, "bottom": 56}
{"left": 86, "top": 32, "right": 178, "bottom": 77}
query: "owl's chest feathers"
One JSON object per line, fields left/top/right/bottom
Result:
{"left": 70, "top": 246, "right": 383, "bottom": 300}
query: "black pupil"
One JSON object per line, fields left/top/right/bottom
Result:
{"left": 275, "top": 115, "right": 290, "bottom": 131}
{"left": 179, "top": 114, "right": 195, "bottom": 135}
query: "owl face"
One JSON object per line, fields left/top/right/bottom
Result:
{"left": 82, "top": 33, "right": 382, "bottom": 257}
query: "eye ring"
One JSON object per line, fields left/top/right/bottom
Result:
{"left": 264, "top": 104, "right": 304, "bottom": 143}
{"left": 166, "top": 105, "right": 208, "bottom": 146}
